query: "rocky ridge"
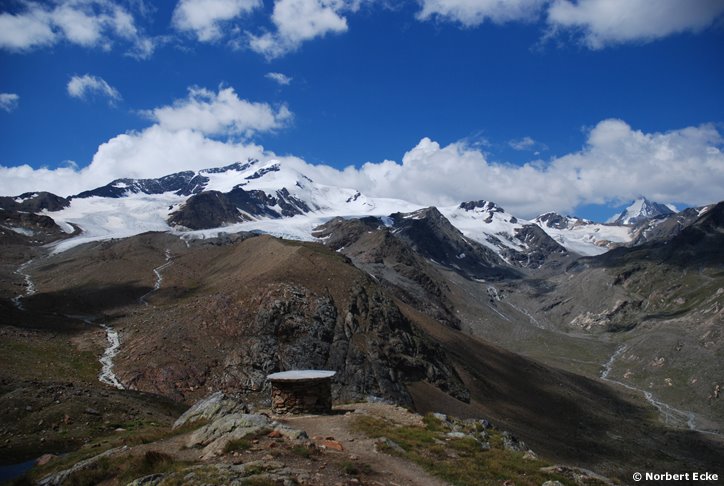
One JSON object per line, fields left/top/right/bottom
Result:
{"left": 33, "top": 392, "right": 614, "bottom": 486}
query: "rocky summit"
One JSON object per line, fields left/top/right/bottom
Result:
{"left": 1, "top": 162, "right": 723, "bottom": 485}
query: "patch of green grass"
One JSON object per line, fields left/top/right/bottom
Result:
{"left": 290, "top": 444, "right": 313, "bottom": 458}
{"left": 241, "top": 478, "right": 277, "bottom": 486}
{"left": 31, "top": 420, "right": 201, "bottom": 480}
{"left": 422, "top": 413, "right": 446, "bottom": 432}
{"left": 224, "top": 438, "right": 253, "bottom": 453}
{"left": 340, "top": 460, "right": 373, "bottom": 476}
{"left": 62, "top": 450, "right": 190, "bottom": 485}
{"left": 350, "top": 415, "right": 588, "bottom": 486}
{"left": 0, "top": 335, "right": 99, "bottom": 383}
{"left": 64, "top": 457, "right": 114, "bottom": 486}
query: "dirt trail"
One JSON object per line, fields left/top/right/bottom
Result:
{"left": 279, "top": 403, "right": 449, "bottom": 486}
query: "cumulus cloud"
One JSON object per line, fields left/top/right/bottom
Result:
{"left": 0, "top": 0, "right": 159, "bottom": 58}
{"left": 0, "top": 87, "right": 283, "bottom": 196}
{"left": 2, "top": 115, "right": 722, "bottom": 219}
{"left": 297, "top": 119, "right": 724, "bottom": 217}
{"left": 142, "top": 86, "right": 292, "bottom": 137}
{"left": 172, "top": 0, "right": 261, "bottom": 42}
{"left": 0, "top": 93, "right": 20, "bottom": 112}
{"left": 546, "top": 0, "right": 724, "bottom": 48}
{"left": 0, "top": 126, "right": 269, "bottom": 197}
{"left": 416, "top": 0, "right": 547, "bottom": 26}
{"left": 414, "top": 0, "right": 724, "bottom": 48}
{"left": 247, "top": 0, "right": 353, "bottom": 59}
{"left": 67, "top": 74, "right": 121, "bottom": 103}
{"left": 265, "top": 72, "right": 293, "bottom": 85}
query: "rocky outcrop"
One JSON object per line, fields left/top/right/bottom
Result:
{"left": 73, "top": 171, "right": 208, "bottom": 199}
{"left": 39, "top": 446, "right": 129, "bottom": 485}
{"left": 0, "top": 209, "right": 72, "bottom": 245}
{"left": 390, "top": 207, "right": 518, "bottom": 280}
{"left": 509, "top": 224, "right": 567, "bottom": 268}
{"left": 168, "top": 186, "right": 313, "bottom": 230}
{"left": 173, "top": 391, "right": 249, "bottom": 428}
{"left": 178, "top": 393, "right": 308, "bottom": 460}
{"left": 0, "top": 191, "right": 69, "bottom": 212}
{"left": 118, "top": 236, "right": 469, "bottom": 407}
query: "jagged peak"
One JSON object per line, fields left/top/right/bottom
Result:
{"left": 398, "top": 206, "right": 446, "bottom": 221}
{"left": 199, "top": 159, "right": 260, "bottom": 175}
{"left": 608, "top": 197, "right": 676, "bottom": 225}
{"left": 458, "top": 200, "right": 504, "bottom": 213}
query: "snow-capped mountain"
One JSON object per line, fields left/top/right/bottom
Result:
{"left": 41, "top": 159, "right": 422, "bottom": 251}
{"left": 8, "top": 159, "right": 704, "bottom": 260}
{"left": 608, "top": 197, "right": 676, "bottom": 225}
{"left": 440, "top": 201, "right": 567, "bottom": 266}
{"left": 534, "top": 212, "right": 632, "bottom": 256}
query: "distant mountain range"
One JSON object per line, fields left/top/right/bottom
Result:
{"left": 2, "top": 158, "right": 712, "bottom": 262}
{"left": 2, "top": 159, "right": 723, "bottom": 481}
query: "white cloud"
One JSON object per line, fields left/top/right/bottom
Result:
{"left": 67, "top": 74, "right": 122, "bottom": 103}
{"left": 0, "top": 0, "right": 159, "bottom": 58}
{"left": 299, "top": 119, "right": 724, "bottom": 217}
{"left": 0, "top": 93, "right": 20, "bottom": 112}
{"left": 265, "top": 72, "right": 293, "bottom": 85}
{"left": 0, "top": 87, "right": 284, "bottom": 196}
{"left": 509, "top": 136, "right": 535, "bottom": 151}
{"left": 416, "top": 0, "right": 547, "bottom": 26}
{"left": 0, "top": 126, "right": 269, "bottom": 197}
{"left": 508, "top": 136, "right": 548, "bottom": 154}
{"left": 547, "top": 0, "right": 724, "bottom": 48}
{"left": 143, "top": 86, "right": 292, "bottom": 137}
{"left": 414, "top": 0, "right": 724, "bottom": 48}
{"left": 1, "top": 117, "right": 722, "bottom": 219}
{"left": 172, "top": 0, "right": 261, "bottom": 42}
{"left": 0, "top": 5, "right": 57, "bottom": 50}
{"left": 247, "top": 0, "right": 353, "bottom": 59}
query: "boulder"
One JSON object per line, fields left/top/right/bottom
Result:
{"left": 39, "top": 446, "right": 128, "bottom": 486}
{"left": 174, "top": 391, "right": 248, "bottom": 429}
{"left": 502, "top": 431, "right": 527, "bottom": 452}
{"left": 185, "top": 412, "right": 308, "bottom": 459}
{"left": 187, "top": 413, "right": 271, "bottom": 448}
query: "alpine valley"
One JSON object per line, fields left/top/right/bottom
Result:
{"left": 2, "top": 158, "right": 723, "bottom": 483}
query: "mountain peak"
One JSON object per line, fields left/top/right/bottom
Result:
{"left": 608, "top": 197, "right": 676, "bottom": 225}
{"left": 458, "top": 200, "right": 504, "bottom": 213}
{"left": 199, "top": 159, "right": 259, "bottom": 175}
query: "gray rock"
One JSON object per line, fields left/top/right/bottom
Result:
{"left": 541, "top": 481, "right": 564, "bottom": 486}
{"left": 502, "top": 431, "right": 527, "bottom": 452}
{"left": 125, "top": 473, "right": 165, "bottom": 486}
{"left": 539, "top": 465, "right": 615, "bottom": 485}
{"left": 376, "top": 437, "right": 405, "bottom": 454}
{"left": 174, "top": 391, "right": 248, "bottom": 429}
{"left": 272, "top": 423, "right": 309, "bottom": 441}
{"left": 446, "top": 431, "right": 467, "bottom": 439}
{"left": 523, "top": 449, "right": 538, "bottom": 460}
{"left": 39, "top": 446, "right": 128, "bottom": 486}
{"left": 187, "top": 413, "right": 271, "bottom": 448}
{"left": 431, "top": 412, "right": 448, "bottom": 423}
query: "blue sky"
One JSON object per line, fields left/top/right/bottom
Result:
{"left": 1, "top": 0, "right": 723, "bottom": 220}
